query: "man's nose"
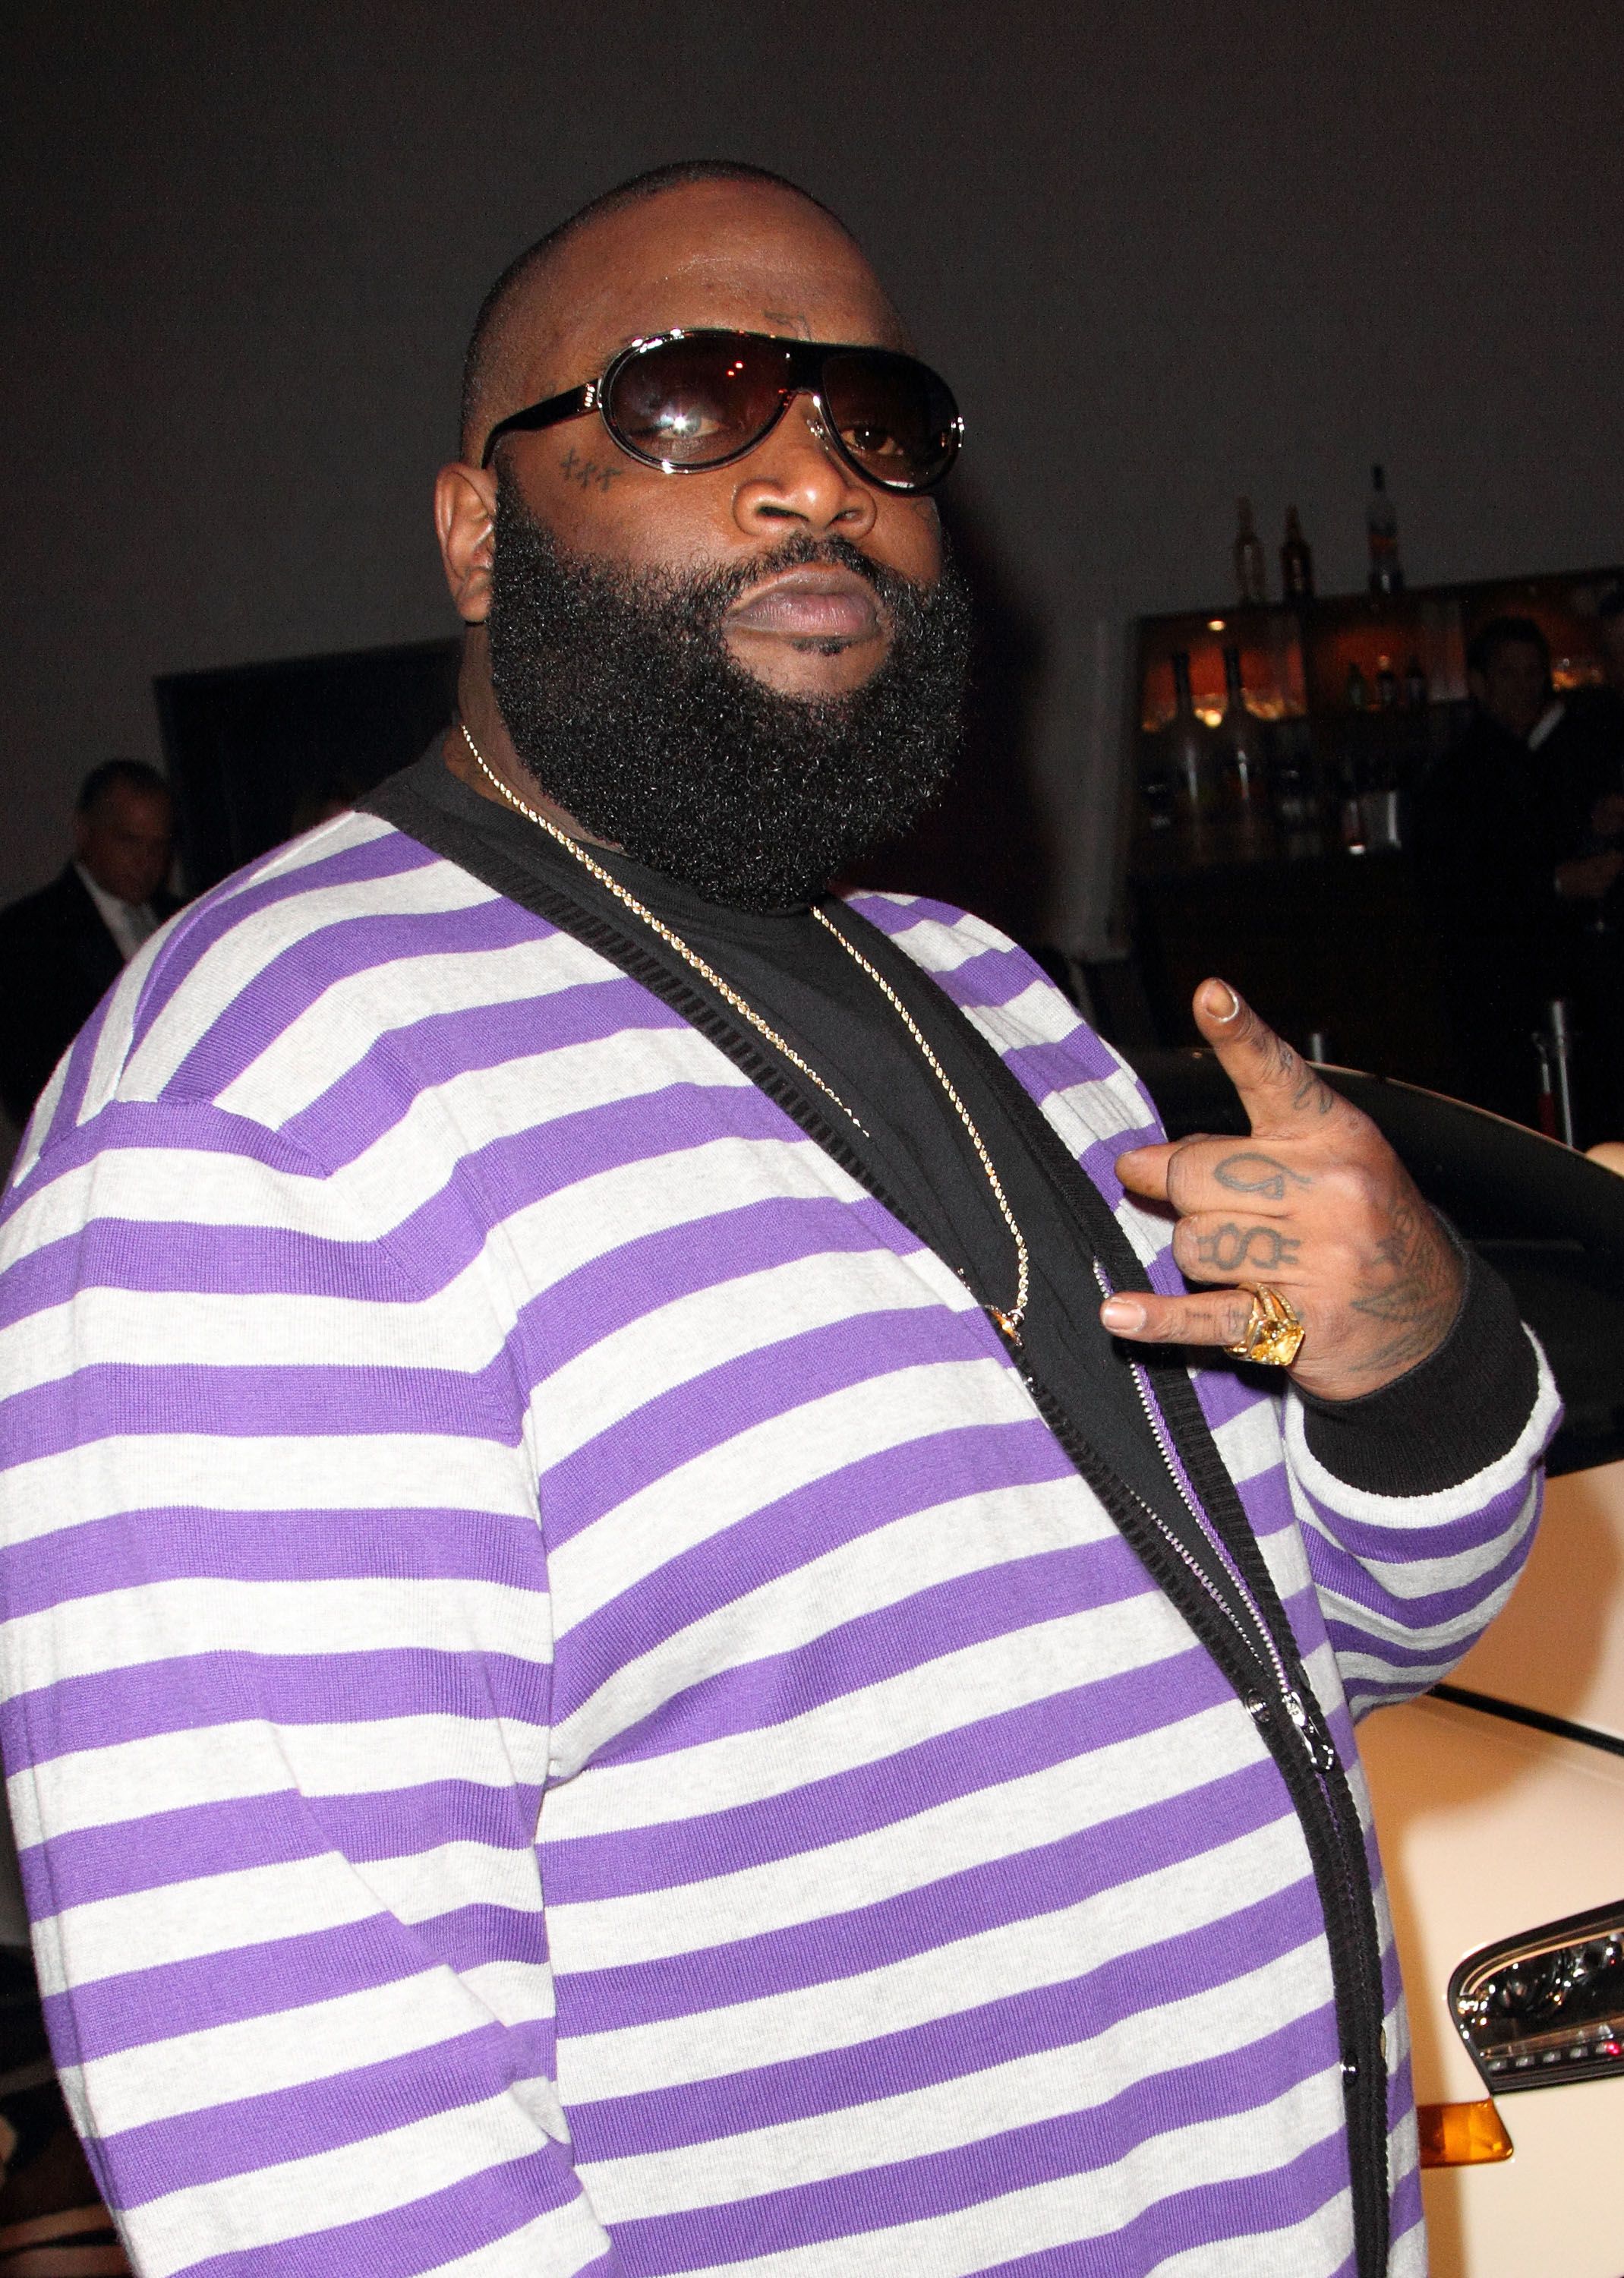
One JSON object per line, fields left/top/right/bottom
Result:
{"left": 730, "top": 395, "right": 877, "bottom": 542}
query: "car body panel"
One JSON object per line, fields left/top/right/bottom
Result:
{"left": 1361, "top": 1460, "right": 1624, "bottom": 2278}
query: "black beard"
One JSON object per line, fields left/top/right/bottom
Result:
{"left": 484, "top": 472, "right": 972, "bottom": 910}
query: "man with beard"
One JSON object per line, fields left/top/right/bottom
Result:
{"left": 0, "top": 165, "right": 1553, "bottom": 2278}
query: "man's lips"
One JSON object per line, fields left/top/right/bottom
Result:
{"left": 725, "top": 566, "right": 881, "bottom": 642}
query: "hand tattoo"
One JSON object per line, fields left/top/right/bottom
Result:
{"left": 559, "top": 444, "right": 622, "bottom": 494}
{"left": 1194, "top": 1222, "right": 1302, "bottom": 1273}
{"left": 1348, "top": 1192, "right": 1460, "bottom": 1371}
{"left": 1214, "top": 1151, "right": 1312, "bottom": 1201}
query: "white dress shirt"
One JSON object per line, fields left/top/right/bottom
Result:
{"left": 74, "top": 862, "right": 158, "bottom": 965}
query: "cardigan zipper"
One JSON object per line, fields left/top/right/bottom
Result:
{"left": 1009, "top": 1351, "right": 1390, "bottom": 2278}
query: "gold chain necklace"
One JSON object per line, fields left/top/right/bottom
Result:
{"left": 459, "top": 721, "right": 1030, "bottom": 1344}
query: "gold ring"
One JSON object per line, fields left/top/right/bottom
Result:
{"left": 1225, "top": 1286, "right": 1306, "bottom": 1368}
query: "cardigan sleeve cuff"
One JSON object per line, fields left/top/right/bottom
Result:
{"left": 1294, "top": 1242, "right": 1540, "bottom": 1496}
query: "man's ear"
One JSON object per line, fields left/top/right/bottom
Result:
{"left": 435, "top": 462, "right": 500, "bottom": 624}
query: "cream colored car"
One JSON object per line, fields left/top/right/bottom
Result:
{"left": 1363, "top": 1456, "right": 1624, "bottom": 2278}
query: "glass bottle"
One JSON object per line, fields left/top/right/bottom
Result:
{"left": 1280, "top": 505, "right": 1314, "bottom": 603}
{"left": 1376, "top": 654, "right": 1399, "bottom": 709}
{"left": 1270, "top": 721, "right": 1322, "bottom": 860}
{"left": 1233, "top": 499, "right": 1267, "bottom": 607}
{"left": 1218, "top": 645, "right": 1275, "bottom": 859}
{"left": 1403, "top": 655, "right": 1429, "bottom": 711}
{"left": 1161, "top": 650, "right": 1219, "bottom": 851}
{"left": 1346, "top": 660, "right": 1371, "bottom": 711}
{"left": 1367, "top": 463, "right": 1404, "bottom": 595}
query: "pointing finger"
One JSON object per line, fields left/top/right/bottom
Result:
{"left": 1099, "top": 1286, "right": 1258, "bottom": 1351}
{"left": 1191, "top": 980, "right": 1339, "bottom": 1131}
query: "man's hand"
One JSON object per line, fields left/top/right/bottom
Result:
{"left": 1099, "top": 980, "right": 1465, "bottom": 1401}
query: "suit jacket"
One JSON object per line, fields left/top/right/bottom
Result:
{"left": 0, "top": 864, "right": 179, "bottom": 1125}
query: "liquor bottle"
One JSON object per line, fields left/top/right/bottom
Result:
{"left": 1160, "top": 650, "right": 1219, "bottom": 847}
{"left": 1366, "top": 463, "right": 1403, "bottom": 595}
{"left": 1280, "top": 506, "right": 1314, "bottom": 602}
{"left": 1403, "top": 655, "right": 1428, "bottom": 711}
{"left": 1376, "top": 654, "right": 1399, "bottom": 709}
{"left": 1218, "top": 645, "right": 1275, "bottom": 859}
{"left": 1270, "top": 721, "right": 1322, "bottom": 860}
{"left": 1233, "top": 498, "right": 1267, "bottom": 607}
{"left": 1346, "top": 660, "right": 1371, "bottom": 711}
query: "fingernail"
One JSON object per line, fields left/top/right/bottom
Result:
{"left": 1101, "top": 1298, "right": 1146, "bottom": 1333}
{"left": 1206, "top": 980, "right": 1241, "bottom": 1021}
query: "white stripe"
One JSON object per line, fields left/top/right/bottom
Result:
{"left": 552, "top": 1475, "right": 1114, "bottom": 1780}
{"left": 216, "top": 930, "right": 616, "bottom": 1122}
{"left": 548, "top": 1589, "right": 1196, "bottom": 1841}
{"left": 2, "top": 1574, "right": 547, "bottom": 1686}
{"left": 557, "top": 1814, "right": 1316, "bottom": 2100}
{"left": 0, "top": 1430, "right": 535, "bottom": 1546}
{"left": 70, "top": 1967, "right": 560, "bottom": 2136}
{"left": 961, "top": 974, "right": 1081, "bottom": 1052}
{"left": 119, "top": 2087, "right": 582, "bottom": 2278}
{"left": 36, "top": 1838, "right": 542, "bottom": 1991}
{"left": 123, "top": 865, "right": 498, "bottom": 1098}
{"left": 548, "top": 1356, "right": 1030, "bottom": 1633}
{"left": 664, "top": 2070, "right": 1342, "bottom": 2278}
{"left": 546, "top": 1699, "right": 1263, "bottom": 1974}
{"left": 536, "top": 1245, "right": 971, "bottom": 1473}
{"left": 1, "top": 1119, "right": 831, "bottom": 1283}
{"left": 12, "top": 1710, "right": 551, "bottom": 1845}
{"left": 1209, "top": 1398, "right": 1289, "bottom": 1488}
{"left": 579, "top": 1938, "right": 1332, "bottom": 2222}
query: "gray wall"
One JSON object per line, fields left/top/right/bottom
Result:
{"left": 6, "top": 1, "right": 1622, "bottom": 949}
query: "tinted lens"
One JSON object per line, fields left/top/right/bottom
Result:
{"left": 821, "top": 350, "right": 960, "bottom": 490}
{"left": 607, "top": 336, "right": 793, "bottom": 468}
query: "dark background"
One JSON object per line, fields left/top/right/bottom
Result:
{"left": 5, "top": 1, "right": 1623, "bottom": 954}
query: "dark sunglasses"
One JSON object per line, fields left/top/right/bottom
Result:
{"left": 480, "top": 327, "right": 963, "bottom": 494}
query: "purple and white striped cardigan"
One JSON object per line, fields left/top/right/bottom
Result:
{"left": 0, "top": 803, "right": 1556, "bottom": 2277}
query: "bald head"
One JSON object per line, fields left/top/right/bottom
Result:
{"left": 459, "top": 162, "right": 900, "bottom": 465}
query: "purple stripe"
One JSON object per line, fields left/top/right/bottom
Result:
{"left": 282, "top": 964, "right": 691, "bottom": 1169}
{"left": 596, "top": 1531, "right": 1155, "bottom": 1768}
{"left": 2, "top": 1503, "right": 545, "bottom": 1622}
{"left": 572, "top": 1879, "right": 1327, "bottom": 2159}
{"left": 162, "top": 898, "right": 550, "bottom": 1103}
{"left": 972, "top": 2131, "right": 1352, "bottom": 2278}
{"left": 0, "top": 1095, "right": 328, "bottom": 1215}
{"left": 126, "top": 829, "right": 437, "bottom": 1051}
{"left": 47, "top": 1903, "right": 547, "bottom": 2067}
{"left": 552, "top": 1756, "right": 1293, "bottom": 2033}
{"left": 135, "top": 2146, "right": 597, "bottom": 2278}
{"left": 1298, "top": 1470, "right": 1540, "bottom": 1561}
{"left": 0, "top": 1649, "right": 550, "bottom": 1773}
{"left": 2, "top": 1355, "right": 509, "bottom": 1465}
{"left": 1313, "top": 1532, "right": 1536, "bottom": 1635}
{"left": 104, "top": 2018, "right": 554, "bottom": 2201}
{"left": 546, "top": 1640, "right": 1234, "bottom": 1905}
{"left": 24, "top": 1777, "right": 542, "bottom": 1913}
{"left": 30, "top": 1000, "right": 115, "bottom": 1147}
{"left": 541, "top": 1302, "right": 1008, "bottom": 1553}
{"left": 371, "top": 1077, "right": 828, "bottom": 1292}
{"left": 512, "top": 1194, "right": 920, "bottom": 1394}
{"left": 3, "top": 1215, "right": 421, "bottom": 1317}
{"left": 550, "top": 1419, "right": 1069, "bottom": 1721}
{"left": 607, "top": 2005, "right": 1340, "bottom": 2270}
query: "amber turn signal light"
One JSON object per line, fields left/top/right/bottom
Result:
{"left": 1417, "top": 2099, "right": 1514, "bottom": 2168}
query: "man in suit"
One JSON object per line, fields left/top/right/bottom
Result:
{"left": 0, "top": 759, "right": 177, "bottom": 1126}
